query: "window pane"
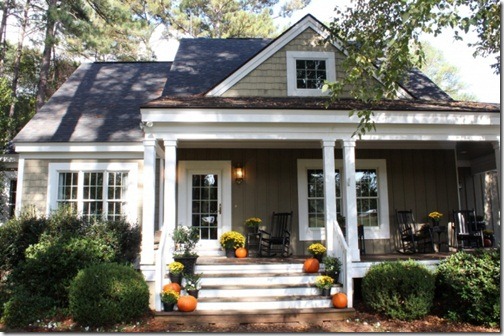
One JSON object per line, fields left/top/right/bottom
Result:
{"left": 296, "top": 59, "right": 327, "bottom": 89}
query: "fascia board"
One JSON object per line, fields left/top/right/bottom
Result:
{"left": 14, "top": 142, "right": 144, "bottom": 153}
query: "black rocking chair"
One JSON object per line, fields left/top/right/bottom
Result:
{"left": 452, "top": 210, "right": 484, "bottom": 250}
{"left": 258, "top": 211, "right": 293, "bottom": 257}
{"left": 396, "top": 210, "right": 434, "bottom": 254}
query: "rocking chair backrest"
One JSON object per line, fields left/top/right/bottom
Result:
{"left": 396, "top": 210, "right": 416, "bottom": 234}
{"left": 271, "top": 211, "right": 293, "bottom": 237}
{"left": 453, "top": 210, "right": 476, "bottom": 235}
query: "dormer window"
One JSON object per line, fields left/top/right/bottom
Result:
{"left": 287, "top": 51, "right": 336, "bottom": 96}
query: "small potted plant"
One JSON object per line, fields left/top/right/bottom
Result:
{"left": 308, "top": 243, "right": 327, "bottom": 262}
{"left": 183, "top": 272, "right": 203, "bottom": 298}
{"left": 315, "top": 275, "right": 334, "bottom": 297}
{"left": 219, "top": 231, "right": 246, "bottom": 258}
{"left": 244, "top": 217, "right": 262, "bottom": 234}
{"left": 428, "top": 211, "right": 443, "bottom": 226}
{"left": 168, "top": 261, "right": 184, "bottom": 284}
{"left": 322, "top": 255, "right": 342, "bottom": 282}
{"left": 172, "top": 226, "right": 200, "bottom": 274}
{"left": 160, "top": 289, "right": 180, "bottom": 311}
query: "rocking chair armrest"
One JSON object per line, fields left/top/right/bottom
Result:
{"left": 258, "top": 229, "right": 271, "bottom": 238}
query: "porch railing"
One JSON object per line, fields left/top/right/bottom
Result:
{"left": 332, "top": 220, "right": 352, "bottom": 307}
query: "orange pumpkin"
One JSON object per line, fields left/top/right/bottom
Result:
{"left": 177, "top": 295, "right": 198, "bottom": 312}
{"left": 163, "top": 282, "right": 181, "bottom": 293}
{"left": 303, "top": 257, "right": 319, "bottom": 273}
{"left": 332, "top": 292, "right": 348, "bottom": 309}
{"left": 235, "top": 247, "right": 248, "bottom": 258}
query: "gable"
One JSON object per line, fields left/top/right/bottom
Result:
{"left": 221, "top": 27, "right": 346, "bottom": 97}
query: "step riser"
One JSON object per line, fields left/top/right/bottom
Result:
{"left": 198, "top": 287, "right": 320, "bottom": 298}
{"left": 197, "top": 299, "right": 333, "bottom": 311}
{"left": 201, "top": 275, "right": 320, "bottom": 286}
{"left": 195, "top": 264, "right": 313, "bottom": 274}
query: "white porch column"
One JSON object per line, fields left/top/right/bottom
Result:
{"left": 164, "top": 140, "right": 177, "bottom": 261}
{"left": 492, "top": 141, "right": 501, "bottom": 245}
{"left": 141, "top": 139, "right": 157, "bottom": 265}
{"left": 342, "top": 139, "right": 360, "bottom": 261}
{"left": 322, "top": 140, "right": 337, "bottom": 255}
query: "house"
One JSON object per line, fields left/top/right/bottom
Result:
{"left": 11, "top": 15, "right": 500, "bottom": 311}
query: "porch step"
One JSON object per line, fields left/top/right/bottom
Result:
{"left": 165, "top": 259, "right": 341, "bottom": 311}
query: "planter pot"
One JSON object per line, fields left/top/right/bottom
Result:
{"left": 320, "top": 288, "right": 331, "bottom": 297}
{"left": 174, "top": 256, "right": 198, "bottom": 275}
{"left": 314, "top": 254, "right": 324, "bottom": 262}
{"left": 225, "top": 248, "right": 236, "bottom": 258}
{"left": 187, "top": 289, "right": 199, "bottom": 299}
{"left": 246, "top": 226, "right": 259, "bottom": 234}
{"left": 163, "top": 302, "right": 175, "bottom": 312}
{"left": 169, "top": 273, "right": 182, "bottom": 285}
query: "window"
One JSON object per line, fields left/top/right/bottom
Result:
{"left": 49, "top": 163, "right": 137, "bottom": 223}
{"left": 297, "top": 159, "right": 389, "bottom": 241}
{"left": 307, "top": 169, "right": 341, "bottom": 228}
{"left": 8, "top": 179, "right": 17, "bottom": 218}
{"left": 287, "top": 51, "right": 336, "bottom": 96}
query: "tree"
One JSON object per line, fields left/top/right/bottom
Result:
{"left": 324, "top": 0, "right": 501, "bottom": 138}
{"left": 167, "top": 0, "right": 311, "bottom": 38}
{"left": 415, "top": 42, "right": 477, "bottom": 101}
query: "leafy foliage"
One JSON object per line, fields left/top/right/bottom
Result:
{"left": 325, "top": 0, "right": 500, "bottom": 138}
{"left": 69, "top": 263, "right": 150, "bottom": 327}
{"left": 435, "top": 249, "right": 500, "bottom": 327}
{"left": 362, "top": 259, "right": 436, "bottom": 320}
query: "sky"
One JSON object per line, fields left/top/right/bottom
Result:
{"left": 151, "top": 0, "right": 501, "bottom": 104}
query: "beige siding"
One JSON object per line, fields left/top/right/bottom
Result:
{"left": 178, "top": 148, "right": 459, "bottom": 255}
{"left": 223, "top": 28, "right": 352, "bottom": 97}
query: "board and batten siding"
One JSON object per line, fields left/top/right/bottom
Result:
{"left": 178, "top": 147, "right": 459, "bottom": 255}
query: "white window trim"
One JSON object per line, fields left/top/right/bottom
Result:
{"left": 286, "top": 51, "right": 336, "bottom": 97}
{"left": 47, "top": 162, "right": 138, "bottom": 223}
{"left": 297, "top": 159, "right": 390, "bottom": 241}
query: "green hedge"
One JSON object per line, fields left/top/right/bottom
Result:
{"left": 69, "top": 263, "right": 150, "bottom": 327}
{"left": 362, "top": 259, "right": 436, "bottom": 320}
{"left": 435, "top": 249, "right": 500, "bottom": 327}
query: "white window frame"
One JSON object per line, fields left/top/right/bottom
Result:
{"left": 297, "top": 159, "right": 390, "bottom": 241}
{"left": 286, "top": 51, "right": 336, "bottom": 97}
{"left": 47, "top": 162, "right": 138, "bottom": 223}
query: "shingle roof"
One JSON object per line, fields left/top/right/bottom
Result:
{"left": 14, "top": 62, "right": 171, "bottom": 143}
{"left": 144, "top": 96, "right": 500, "bottom": 112}
{"left": 162, "top": 38, "right": 271, "bottom": 96}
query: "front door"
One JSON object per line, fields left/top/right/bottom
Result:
{"left": 178, "top": 161, "right": 232, "bottom": 255}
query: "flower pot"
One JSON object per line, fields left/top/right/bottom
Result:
{"left": 225, "top": 248, "right": 236, "bottom": 258}
{"left": 187, "top": 289, "right": 199, "bottom": 298}
{"left": 174, "top": 256, "right": 198, "bottom": 275}
{"left": 320, "top": 288, "right": 331, "bottom": 297}
{"left": 169, "top": 273, "right": 182, "bottom": 285}
{"left": 163, "top": 302, "right": 175, "bottom": 312}
{"left": 314, "top": 254, "right": 324, "bottom": 262}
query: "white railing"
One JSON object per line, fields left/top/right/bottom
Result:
{"left": 154, "top": 227, "right": 170, "bottom": 311}
{"left": 332, "top": 221, "right": 352, "bottom": 307}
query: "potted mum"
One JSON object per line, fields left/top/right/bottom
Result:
{"left": 168, "top": 261, "right": 184, "bottom": 284}
{"left": 172, "top": 226, "right": 200, "bottom": 274}
{"left": 428, "top": 211, "right": 443, "bottom": 226}
{"left": 315, "top": 275, "right": 334, "bottom": 297}
{"left": 160, "top": 289, "right": 180, "bottom": 311}
{"left": 244, "top": 217, "right": 262, "bottom": 234}
{"left": 308, "top": 243, "right": 327, "bottom": 262}
{"left": 219, "top": 231, "right": 246, "bottom": 258}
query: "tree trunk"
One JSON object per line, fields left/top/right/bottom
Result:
{"left": 0, "top": 0, "right": 15, "bottom": 74}
{"left": 8, "top": 0, "right": 30, "bottom": 126}
{"left": 36, "top": 0, "right": 57, "bottom": 112}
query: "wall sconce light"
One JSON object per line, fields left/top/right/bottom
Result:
{"left": 234, "top": 164, "right": 244, "bottom": 184}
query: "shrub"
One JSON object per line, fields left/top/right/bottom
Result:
{"left": 10, "top": 234, "right": 115, "bottom": 306}
{"left": 69, "top": 263, "right": 150, "bottom": 327}
{"left": 2, "top": 287, "right": 56, "bottom": 329}
{"left": 362, "top": 259, "right": 435, "bottom": 320}
{"left": 0, "top": 212, "right": 48, "bottom": 272}
{"left": 435, "top": 249, "right": 500, "bottom": 327}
